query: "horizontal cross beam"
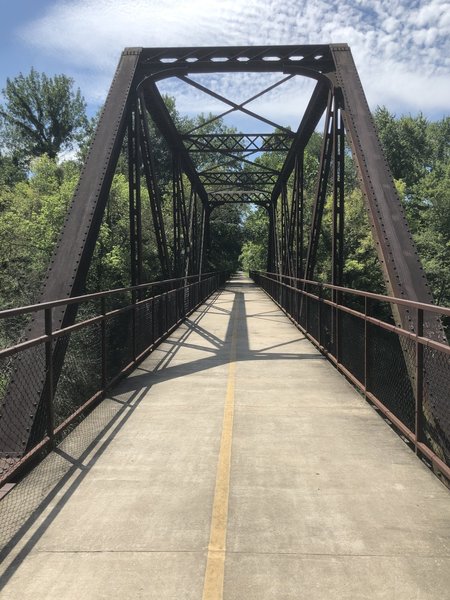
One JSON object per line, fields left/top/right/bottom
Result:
{"left": 201, "top": 171, "right": 278, "bottom": 186}
{"left": 183, "top": 133, "right": 293, "bottom": 153}
{"left": 139, "top": 45, "right": 334, "bottom": 74}
{"left": 208, "top": 190, "right": 271, "bottom": 204}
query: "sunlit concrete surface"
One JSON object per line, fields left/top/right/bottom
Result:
{"left": 0, "top": 274, "right": 449, "bottom": 599}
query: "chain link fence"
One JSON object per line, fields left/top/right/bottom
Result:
{"left": 251, "top": 270, "right": 450, "bottom": 482}
{"left": 0, "top": 272, "right": 225, "bottom": 489}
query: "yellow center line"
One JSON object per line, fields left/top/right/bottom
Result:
{"left": 202, "top": 296, "right": 239, "bottom": 600}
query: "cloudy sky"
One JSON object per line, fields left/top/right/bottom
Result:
{"left": 1, "top": 0, "right": 449, "bottom": 128}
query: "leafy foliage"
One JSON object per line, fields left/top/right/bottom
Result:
{"left": 0, "top": 68, "right": 448, "bottom": 317}
{"left": 374, "top": 110, "right": 450, "bottom": 305}
{"left": 240, "top": 206, "right": 269, "bottom": 272}
{"left": 209, "top": 204, "right": 244, "bottom": 273}
{"left": 0, "top": 68, "right": 87, "bottom": 161}
{"left": 0, "top": 155, "right": 79, "bottom": 309}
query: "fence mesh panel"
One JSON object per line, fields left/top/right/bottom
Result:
{"left": 0, "top": 345, "right": 46, "bottom": 460}
{"left": 0, "top": 274, "right": 221, "bottom": 501}
{"left": 53, "top": 324, "right": 102, "bottom": 428}
{"left": 423, "top": 346, "right": 450, "bottom": 465}
{"left": 320, "top": 302, "right": 334, "bottom": 355}
{"left": 105, "top": 310, "right": 133, "bottom": 383}
{"left": 250, "top": 271, "right": 449, "bottom": 480}
{"left": 367, "top": 325, "right": 415, "bottom": 431}
{"left": 338, "top": 310, "right": 365, "bottom": 385}
{"left": 136, "top": 299, "right": 155, "bottom": 357}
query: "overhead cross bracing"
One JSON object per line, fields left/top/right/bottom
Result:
{"left": 20, "top": 43, "right": 439, "bottom": 319}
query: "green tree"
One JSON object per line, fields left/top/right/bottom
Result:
{"left": 0, "top": 152, "right": 26, "bottom": 187}
{"left": 373, "top": 107, "right": 432, "bottom": 190}
{"left": 0, "top": 155, "right": 80, "bottom": 310}
{"left": 208, "top": 204, "right": 243, "bottom": 273}
{"left": 0, "top": 68, "right": 87, "bottom": 160}
{"left": 240, "top": 206, "right": 269, "bottom": 271}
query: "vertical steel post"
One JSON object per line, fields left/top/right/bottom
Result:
{"left": 364, "top": 297, "right": 369, "bottom": 395}
{"left": 267, "top": 203, "right": 275, "bottom": 273}
{"left": 198, "top": 204, "right": 207, "bottom": 281}
{"left": 184, "top": 188, "right": 195, "bottom": 279}
{"left": 128, "top": 107, "right": 137, "bottom": 288}
{"left": 138, "top": 93, "right": 171, "bottom": 278}
{"left": 280, "top": 184, "right": 289, "bottom": 276}
{"left": 151, "top": 295, "right": 155, "bottom": 345}
{"left": 132, "top": 290, "right": 137, "bottom": 361}
{"left": 331, "top": 96, "right": 345, "bottom": 289}
{"left": 172, "top": 158, "right": 180, "bottom": 278}
{"left": 318, "top": 283, "right": 323, "bottom": 347}
{"left": 304, "top": 92, "right": 333, "bottom": 282}
{"left": 415, "top": 308, "right": 424, "bottom": 452}
{"left": 101, "top": 297, "right": 107, "bottom": 389}
{"left": 128, "top": 96, "right": 143, "bottom": 287}
{"left": 332, "top": 95, "right": 345, "bottom": 356}
{"left": 204, "top": 205, "right": 211, "bottom": 271}
{"left": 44, "top": 308, "right": 55, "bottom": 447}
{"left": 135, "top": 99, "right": 143, "bottom": 286}
{"left": 296, "top": 155, "right": 305, "bottom": 280}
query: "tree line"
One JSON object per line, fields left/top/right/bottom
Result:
{"left": 241, "top": 111, "right": 450, "bottom": 307}
{"left": 0, "top": 68, "right": 449, "bottom": 322}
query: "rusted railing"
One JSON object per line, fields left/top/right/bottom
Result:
{"left": 0, "top": 272, "right": 226, "bottom": 489}
{"left": 251, "top": 271, "right": 450, "bottom": 482}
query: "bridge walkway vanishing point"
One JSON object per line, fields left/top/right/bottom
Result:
{"left": 0, "top": 274, "right": 449, "bottom": 599}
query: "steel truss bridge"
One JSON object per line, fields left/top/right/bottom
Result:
{"left": 0, "top": 45, "right": 449, "bottom": 598}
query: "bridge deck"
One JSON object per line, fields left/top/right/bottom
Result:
{"left": 1, "top": 274, "right": 449, "bottom": 598}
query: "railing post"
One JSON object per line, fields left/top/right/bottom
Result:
{"left": 364, "top": 297, "right": 368, "bottom": 396}
{"left": 305, "top": 283, "right": 309, "bottom": 334}
{"left": 101, "top": 297, "right": 107, "bottom": 389}
{"left": 132, "top": 289, "right": 137, "bottom": 361}
{"left": 415, "top": 308, "right": 424, "bottom": 453}
{"left": 44, "top": 307, "right": 55, "bottom": 448}
{"left": 151, "top": 294, "right": 155, "bottom": 345}
{"left": 334, "top": 289, "right": 340, "bottom": 363}
{"left": 165, "top": 289, "right": 169, "bottom": 333}
{"left": 318, "top": 283, "right": 323, "bottom": 347}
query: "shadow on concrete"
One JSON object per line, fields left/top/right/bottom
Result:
{"left": 0, "top": 275, "right": 323, "bottom": 581}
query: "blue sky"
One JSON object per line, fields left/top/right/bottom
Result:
{"left": 1, "top": 0, "right": 449, "bottom": 127}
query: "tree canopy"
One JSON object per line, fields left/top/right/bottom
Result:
{"left": 0, "top": 68, "right": 88, "bottom": 161}
{"left": 0, "top": 71, "right": 448, "bottom": 321}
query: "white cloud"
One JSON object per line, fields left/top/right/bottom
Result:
{"left": 18, "top": 0, "right": 450, "bottom": 119}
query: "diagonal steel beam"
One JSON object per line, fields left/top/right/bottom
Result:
{"left": 330, "top": 45, "right": 444, "bottom": 340}
{"left": 304, "top": 92, "right": 334, "bottom": 281}
{"left": 0, "top": 49, "right": 143, "bottom": 457}
{"left": 138, "top": 93, "right": 171, "bottom": 277}
{"left": 271, "top": 79, "right": 330, "bottom": 204}
{"left": 140, "top": 79, "right": 210, "bottom": 207}
{"left": 179, "top": 74, "right": 295, "bottom": 135}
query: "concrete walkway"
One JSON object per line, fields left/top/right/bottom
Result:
{"left": 0, "top": 274, "right": 449, "bottom": 599}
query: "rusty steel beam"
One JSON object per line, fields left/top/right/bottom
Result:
{"left": 208, "top": 190, "right": 271, "bottom": 205}
{"left": 270, "top": 80, "right": 330, "bottom": 205}
{"left": 304, "top": 92, "right": 334, "bottom": 281}
{"left": 183, "top": 133, "right": 293, "bottom": 153}
{"left": 140, "top": 45, "right": 335, "bottom": 74}
{"left": 330, "top": 44, "right": 444, "bottom": 341}
{"left": 138, "top": 93, "right": 171, "bottom": 277}
{"left": 0, "top": 49, "right": 143, "bottom": 458}
{"left": 200, "top": 171, "right": 278, "bottom": 187}
{"left": 140, "top": 79, "right": 209, "bottom": 207}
